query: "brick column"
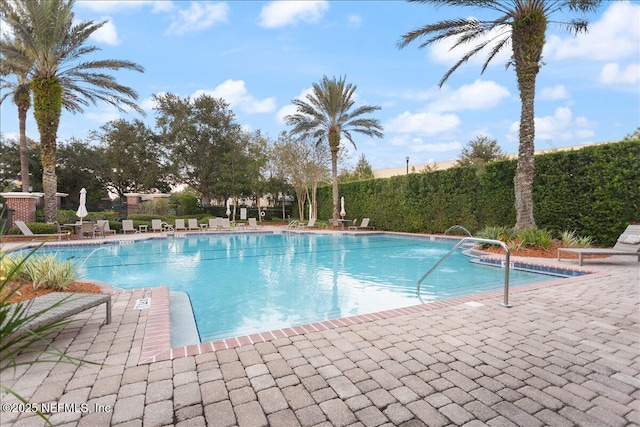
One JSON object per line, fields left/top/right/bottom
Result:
{"left": 124, "top": 193, "right": 142, "bottom": 216}
{"left": 0, "top": 192, "right": 44, "bottom": 228}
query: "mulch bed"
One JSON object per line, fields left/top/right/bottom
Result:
{"left": 1, "top": 281, "right": 103, "bottom": 304}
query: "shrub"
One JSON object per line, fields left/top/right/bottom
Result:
{"left": 21, "top": 253, "right": 79, "bottom": 291}
{"left": 515, "top": 227, "right": 553, "bottom": 250}
{"left": 476, "top": 225, "right": 514, "bottom": 242}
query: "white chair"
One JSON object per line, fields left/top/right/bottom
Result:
{"left": 188, "top": 218, "right": 199, "bottom": 231}
{"left": 174, "top": 219, "right": 187, "bottom": 231}
{"left": 248, "top": 218, "right": 259, "bottom": 229}
{"left": 151, "top": 219, "right": 163, "bottom": 232}
{"left": 96, "top": 220, "right": 116, "bottom": 237}
{"left": 121, "top": 220, "right": 137, "bottom": 234}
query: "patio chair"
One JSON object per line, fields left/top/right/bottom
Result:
{"left": 349, "top": 217, "right": 375, "bottom": 230}
{"left": 5, "top": 292, "right": 112, "bottom": 341}
{"left": 13, "top": 220, "right": 69, "bottom": 241}
{"left": 248, "top": 218, "right": 259, "bottom": 229}
{"left": 188, "top": 218, "right": 200, "bottom": 231}
{"left": 121, "top": 220, "right": 137, "bottom": 234}
{"left": 96, "top": 220, "right": 116, "bottom": 237}
{"left": 151, "top": 219, "right": 163, "bottom": 232}
{"left": 219, "top": 218, "right": 231, "bottom": 230}
{"left": 174, "top": 219, "right": 187, "bottom": 231}
{"left": 79, "top": 221, "right": 96, "bottom": 239}
{"left": 557, "top": 224, "right": 640, "bottom": 265}
{"left": 299, "top": 218, "right": 317, "bottom": 228}
{"left": 207, "top": 218, "right": 219, "bottom": 230}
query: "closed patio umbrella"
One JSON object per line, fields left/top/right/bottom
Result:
{"left": 340, "top": 196, "right": 346, "bottom": 219}
{"left": 226, "top": 198, "right": 231, "bottom": 217}
{"left": 76, "top": 188, "right": 88, "bottom": 224}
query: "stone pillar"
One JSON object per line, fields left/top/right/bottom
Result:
{"left": 0, "top": 192, "right": 44, "bottom": 228}
{"left": 124, "top": 193, "right": 142, "bottom": 216}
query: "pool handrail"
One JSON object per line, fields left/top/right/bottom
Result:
{"left": 417, "top": 237, "right": 512, "bottom": 308}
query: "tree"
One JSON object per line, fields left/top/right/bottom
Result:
{"left": 0, "top": 0, "right": 144, "bottom": 223}
{"left": 457, "top": 135, "right": 505, "bottom": 167}
{"left": 0, "top": 41, "right": 32, "bottom": 192}
{"left": 340, "top": 153, "right": 375, "bottom": 182}
{"left": 154, "top": 93, "right": 250, "bottom": 205}
{"left": 398, "top": 0, "right": 600, "bottom": 230}
{"left": 89, "top": 119, "right": 170, "bottom": 198}
{"left": 285, "top": 75, "right": 383, "bottom": 223}
{"left": 56, "top": 138, "right": 108, "bottom": 204}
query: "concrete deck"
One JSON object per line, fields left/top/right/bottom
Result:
{"left": 1, "top": 232, "right": 638, "bottom": 426}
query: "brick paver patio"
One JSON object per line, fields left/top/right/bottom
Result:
{"left": 1, "top": 245, "right": 638, "bottom": 426}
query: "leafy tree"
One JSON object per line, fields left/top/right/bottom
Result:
{"left": 285, "top": 75, "right": 383, "bottom": 222}
{"left": 154, "top": 93, "right": 263, "bottom": 209}
{"left": 0, "top": 135, "right": 41, "bottom": 192}
{"left": 56, "top": 138, "right": 107, "bottom": 204}
{"left": 89, "top": 119, "right": 170, "bottom": 198}
{"left": 398, "top": 0, "right": 601, "bottom": 230}
{"left": 457, "top": 135, "right": 505, "bottom": 167}
{"left": 0, "top": 0, "right": 144, "bottom": 222}
{"left": 271, "top": 132, "right": 330, "bottom": 221}
{"left": 340, "top": 153, "right": 375, "bottom": 182}
{"left": 622, "top": 127, "right": 640, "bottom": 142}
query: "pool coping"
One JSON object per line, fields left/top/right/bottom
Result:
{"left": 136, "top": 261, "right": 601, "bottom": 365}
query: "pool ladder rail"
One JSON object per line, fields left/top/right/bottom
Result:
{"left": 417, "top": 237, "right": 512, "bottom": 308}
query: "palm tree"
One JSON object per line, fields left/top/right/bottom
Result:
{"left": 0, "top": 0, "right": 144, "bottom": 222}
{"left": 0, "top": 41, "right": 32, "bottom": 192}
{"left": 398, "top": 0, "right": 601, "bottom": 230}
{"left": 285, "top": 75, "right": 383, "bottom": 223}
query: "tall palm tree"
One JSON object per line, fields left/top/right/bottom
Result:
{"left": 0, "top": 0, "right": 144, "bottom": 222}
{"left": 285, "top": 75, "right": 383, "bottom": 223}
{"left": 1, "top": 41, "right": 32, "bottom": 192}
{"left": 398, "top": 0, "right": 601, "bottom": 230}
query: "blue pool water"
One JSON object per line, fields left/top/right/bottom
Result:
{"left": 26, "top": 233, "right": 558, "bottom": 341}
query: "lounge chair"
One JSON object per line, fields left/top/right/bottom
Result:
{"left": 174, "top": 219, "right": 187, "bottom": 231}
{"left": 248, "top": 218, "right": 259, "bottom": 229}
{"left": 188, "top": 218, "right": 200, "bottom": 231}
{"left": 13, "top": 220, "right": 69, "bottom": 241}
{"left": 299, "top": 218, "right": 317, "bottom": 228}
{"left": 557, "top": 225, "right": 640, "bottom": 265}
{"left": 207, "top": 218, "right": 219, "bottom": 230}
{"left": 349, "top": 217, "right": 375, "bottom": 230}
{"left": 219, "top": 218, "right": 231, "bottom": 230}
{"left": 96, "top": 220, "right": 116, "bottom": 237}
{"left": 121, "top": 220, "right": 137, "bottom": 234}
{"left": 5, "top": 292, "right": 112, "bottom": 341}
{"left": 150, "top": 219, "right": 163, "bottom": 232}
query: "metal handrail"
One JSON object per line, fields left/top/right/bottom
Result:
{"left": 417, "top": 237, "right": 512, "bottom": 308}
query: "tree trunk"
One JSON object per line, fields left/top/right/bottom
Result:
{"left": 32, "top": 78, "right": 63, "bottom": 223}
{"left": 16, "top": 85, "right": 31, "bottom": 192}
{"left": 329, "top": 127, "right": 340, "bottom": 224}
{"left": 512, "top": 9, "right": 546, "bottom": 231}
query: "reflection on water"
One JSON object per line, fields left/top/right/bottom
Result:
{"left": 24, "top": 234, "right": 555, "bottom": 342}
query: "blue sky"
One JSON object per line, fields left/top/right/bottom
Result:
{"left": 1, "top": 0, "right": 638, "bottom": 170}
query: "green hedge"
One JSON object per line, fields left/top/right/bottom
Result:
{"left": 312, "top": 140, "right": 639, "bottom": 246}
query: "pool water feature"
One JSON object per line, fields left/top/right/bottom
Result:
{"left": 30, "top": 233, "right": 561, "bottom": 342}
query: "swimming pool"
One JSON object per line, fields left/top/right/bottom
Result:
{"left": 29, "top": 233, "right": 559, "bottom": 342}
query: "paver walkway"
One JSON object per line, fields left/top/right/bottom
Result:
{"left": 1, "top": 254, "right": 638, "bottom": 426}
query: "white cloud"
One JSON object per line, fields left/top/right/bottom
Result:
{"left": 545, "top": 2, "right": 640, "bottom": 62}
{"left": 347, "top": 14, "right": 363, "bottom": 28}
{"left": 90, "top": 17, "right": 120, "bottom": 46}
{"left": 166, "top": 2, "right": 228, "bottom": 35}
{"left": 429, "top": 80, "right": 510, "bottom": 112}
{"left": 509, "top": 107, "right": 595, "bottom": 142}
{"left": 539, "top": 85, "right": 569, "bottom": 101}
{"left": 195, "top": 80, "right": 276, "bottom": 114}
{"left": 385, "top": 111, "right": 461, "bottom": 135}
{"left": 76, "top": 1, "right": 151, "bottom": 13}
{"left": 411, "top": 140, "right": 463, "bottom": 153}
{"left": 259, "top": 1, "right": 329, "bottom": 28}
{"left": 599, "top": 63, "right": 640, "bottom": 85}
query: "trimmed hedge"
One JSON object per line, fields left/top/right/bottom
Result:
{"left": 311, "top": 141, "right": 639, "bottom": 246}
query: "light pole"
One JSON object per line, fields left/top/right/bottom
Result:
{"left": 406, "top": 156, "right": 409, "bottom": 175}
